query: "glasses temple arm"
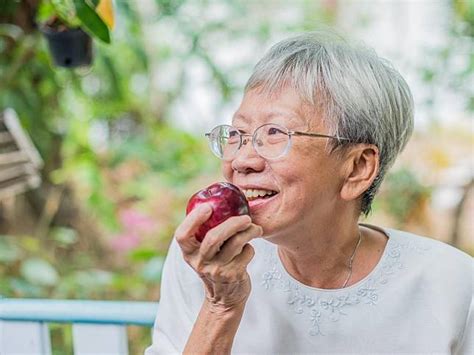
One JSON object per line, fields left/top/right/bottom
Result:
{"left": 291, "top": 131, "right": 351, "bottom": 141}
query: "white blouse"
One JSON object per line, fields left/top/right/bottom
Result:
{"left": 145, "top": 226, "right": 473, "bottom": 354}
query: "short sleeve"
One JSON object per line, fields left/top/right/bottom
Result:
{"left": 145, "top": 238, "right": 202, "bottom": 355}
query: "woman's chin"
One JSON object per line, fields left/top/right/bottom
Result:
{"left": 250, "top": 217, "right": 285, "bottom": 242}
{"left": 248, "top": 192, "right": 280, "bottom": 213}
{"left": 247, "top": 193, "right": 293, "bottom": 241}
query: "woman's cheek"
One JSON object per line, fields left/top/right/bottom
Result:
{"left": 222, "top": 162, "right": 233, "bottom": 180}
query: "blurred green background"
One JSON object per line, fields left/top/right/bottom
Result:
{"left": 0, "top": 0, "right": 472, "bottom": 353}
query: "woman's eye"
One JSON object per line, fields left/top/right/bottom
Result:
{"left": 227, "top": 130, "right": 240, "bottom": 144}
{"left": 268, "top": 127, "right": 285, "bottom": 135}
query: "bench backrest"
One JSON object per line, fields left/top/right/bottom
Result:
{"left": 0, "top": 298, "right": 158, "bottom": 354}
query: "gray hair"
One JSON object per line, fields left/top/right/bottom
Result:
{"left": 245, "top": 32, "right": 414, "bottom": 216}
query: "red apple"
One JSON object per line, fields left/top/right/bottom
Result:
{"left": 186, "top": 182, "right": 250, "bottom": 242}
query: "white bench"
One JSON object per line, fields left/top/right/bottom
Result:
{"left": 0, "top": 298, "right": 158, "bottom": 354}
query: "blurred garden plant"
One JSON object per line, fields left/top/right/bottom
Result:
{"left": 39, "top": 0, "right": 113, "bottom": 43}
{"left": 37, "top": 0, "right": 114, "bottom": 68}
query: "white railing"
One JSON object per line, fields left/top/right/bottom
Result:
{"left": 0, "top": 298, "right": 158, "bottom": 355}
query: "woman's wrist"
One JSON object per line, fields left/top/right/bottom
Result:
{"left": 203, "top": 296, "right": 248, "bottom": 318}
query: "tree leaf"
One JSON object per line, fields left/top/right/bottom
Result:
{"left": 51, "top": 227, "right": 78, "bottom": 246}
{"left": 87, "top": 0, "right": 100, "bottom": 8}
{"left": 51, "top": 0, "right": 80, "bottom": 27}
{"left": 0, "top": 238, "right": 21, "bottom": 263}
{"left": 0, "top": 24, "right": 23, "bottom": 40}
{"left": 10, "top": 278, "right": 43, "bottom": 297}
{"left": 141, "top": 257, "right": 165, "bottom": 282}
{"left": 129, "top": 247, "right": 159, "bottom": 262}
{"left": 20, "top": 258, "right": 59, "bottom": 287}
{"left": 72, "top": 269, "right": 114, "bottom": 288}
{"left": 95, "top": 0, "right": 114, "bottom": 29}
{"left": 73, "top": 0, "right": 110, "bottom": 43}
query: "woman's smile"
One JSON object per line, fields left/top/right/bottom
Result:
{"left": 236, "top": 185, "right": 281, "bottom": 214}
{"left": 245, "top": 189, "right": 280, "bottom": 212}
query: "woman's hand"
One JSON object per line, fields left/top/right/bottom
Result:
{"left": 174, "top": 204, "right": 263, "bottom": 312}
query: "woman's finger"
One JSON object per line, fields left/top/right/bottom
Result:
{"left": 174, "top": 204, "right": 212, "bottom": 254}
{"left": 214, "top": 224, "right": 263, "bottom": 265}
{"left": 230, "top": 243, "right": 255, "bottom": 270}
{"left": 199, "top": 215, "right": 252, "bottom": 261}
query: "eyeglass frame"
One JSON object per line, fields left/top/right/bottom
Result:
{"left": 204, "top": 123, "right": 352, "bottom": 160}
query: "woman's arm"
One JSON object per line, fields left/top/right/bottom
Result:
{"left": 145, "top": 205, "right": 260, "bottom": 355}
{"left": 175, "top": 205, "right": 262, "bottom": 355}
{"left": 184, "top": 299, "right": 246, "bottom": 355}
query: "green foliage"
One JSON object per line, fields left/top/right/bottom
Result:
{"left": 379, "top": 168, "right": 432, "bottom": 226}
{"left": 73, "top": 0, "right": 110, "bottom": 43}
{"left": 141, "top": 257, "right": 165, "bottom": 282}
{"left": 420, "top": 1, "right": 474, "bottom": 115}
{"left": 21, "top": 258, "right": 60, "bottom": 287}
{"left": 38, "top": 0, "right": 110, "bottom": 43}
{"left": 453, "top": 0, "right": 474, "bottom": 36}
{"left": 155, "top": 0, "right": 185, "bottom": 16}
{"left": 0, "top": 0, "right": 20, "bottom": 16}
{"left": 0, "top": 236, "right": 21, "bottom": 263}
{"left": 51, "top": 227, "right": 78, "bottom": 246}
{"left": 49, "top": 0, "right": 80, "bottom": 27}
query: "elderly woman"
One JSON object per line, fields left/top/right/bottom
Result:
{"left": 146, "top": 32, "right": 473, "bottom": 354}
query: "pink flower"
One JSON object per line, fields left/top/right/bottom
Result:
{"left": 109, "top": 233, "right": 140, "bottom": 252}
{"left": 120, "top": 209, "right": 155, "bottom": 233}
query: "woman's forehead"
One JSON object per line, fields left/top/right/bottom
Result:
{"left": 232, "top": 110, "right": 306, "bottom": 127}
{"left": 231, "top": 86, "right": 326, "bottom": 130}
{"left": 232, "top": 101, "right": 324, "bottom": 132}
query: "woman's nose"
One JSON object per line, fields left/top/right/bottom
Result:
{"left": 231, "top": 138, "right": 265, "bottom": 174}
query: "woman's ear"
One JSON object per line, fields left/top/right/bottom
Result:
{"left": 340, "top": 144, "right": 379, "bottom": 202}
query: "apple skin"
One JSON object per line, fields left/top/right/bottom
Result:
{"left": 186, "top": 182, "right": 250, "bottom": 242}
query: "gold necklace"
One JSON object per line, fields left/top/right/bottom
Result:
{"left": 341, "top": 230, "right": 363, "bottom": 288}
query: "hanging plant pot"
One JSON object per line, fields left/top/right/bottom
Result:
{"left": 41, "top": 27, "right": 93, "bottom": 68}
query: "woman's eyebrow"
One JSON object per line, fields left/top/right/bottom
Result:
{"left": 233, "top": 112, "right": 304, "bottom": 127}
{"left": 232, "top": 113, "right": 250, "bottom": 124}
{"left": 266, "top": 112, "right": 306, "bottom": 128}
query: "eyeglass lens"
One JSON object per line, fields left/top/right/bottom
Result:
{"left": 209, "top": 124, "right": 291, "bottom": 160}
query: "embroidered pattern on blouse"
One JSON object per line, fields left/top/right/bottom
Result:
{"left": 261, "top": 236, "right": 431, "bottom": 336}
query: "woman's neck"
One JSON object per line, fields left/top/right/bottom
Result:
{"left": 277, "top": 222, "right": 362, "bottom": 289}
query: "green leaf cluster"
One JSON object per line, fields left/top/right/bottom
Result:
{"left": 378, "top": 168, "right": 432, "bottom": 226}
{"left": 39, "top": 0, "right": 110, "bottom": 43}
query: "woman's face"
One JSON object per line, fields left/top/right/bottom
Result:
{"left": 222, "top": 87, "right": 346, "bottom": 240}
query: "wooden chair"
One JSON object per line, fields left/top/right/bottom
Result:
{"left": 0, "top": 108, "right": 43, "bottom": 200}
{"left": 0, "top": 298, "right": 158, "bottom": 354}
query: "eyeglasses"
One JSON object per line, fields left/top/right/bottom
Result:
{"left": 205, "top": 123, "right": 351, "bottom": 160}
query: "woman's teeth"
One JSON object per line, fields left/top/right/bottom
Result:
{"left": 243, "top": 189, "right": 277, "bottom": 201}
